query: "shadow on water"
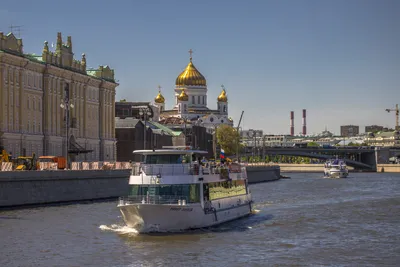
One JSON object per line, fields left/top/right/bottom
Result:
{"left": 0, "top": 197, "right": 118, "bottom": 211}
{"left": 0, "top": 216, "right": 26, "bottom": 220}
{"left": 116, "top": 213, "right": 273, "bottom": 242}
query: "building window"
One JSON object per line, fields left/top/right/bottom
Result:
{"left": 223, "top": 105, "right": 227, "bottom": 112}
{"left": 192, "top": 96, "right": 195, "bottom": 104}
{"left": 198, "top": 96, "right": 200, "bottom": 104}
{"left": 202, "top": 96, "right": 205, "bottom": 105}
{"left": 178, "top": 104, "right": 181, "bottom": 113}
{"left": 184, "top": 104, "right": 187, "bottom": 111}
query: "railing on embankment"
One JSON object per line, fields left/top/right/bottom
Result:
{"left": 0, "top": 161, "right": 132, "bottom": 172}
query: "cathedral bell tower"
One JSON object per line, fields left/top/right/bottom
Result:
{"left": 177, "top": 89, "right": 189, "bottom": 117}
{"left": 154, "top": 85, "right": 165, "bottom": 112}
{"left": 217, "top": 85, "right": 228, "bottom": 115}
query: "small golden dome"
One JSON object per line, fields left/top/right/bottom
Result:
{"left": 217, "top": 88, "right": 228, "bottom": 102}
{"left": 154, "top": 89, "right": 165, "bottom": 104}
{"left": 177, "top": 89, "right": 189, "bottom": 101}
{"left": 175, "top": 57, "right": 206, "bottom": 86}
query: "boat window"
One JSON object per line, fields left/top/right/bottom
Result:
{"left": 129, "top": 184, "right": 200, "bottom": 203}
{"left": 208, "top": 180, "right": 246, "bottom": 201}
{"left": 145, "top": 154, "right": 183, "bottom": 164}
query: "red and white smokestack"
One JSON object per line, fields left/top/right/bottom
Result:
{"left": 290, "top": 111, "right": 294, "bottom": 136}
{"left": 302, "top": 109, "right": 307, "bottom": 136}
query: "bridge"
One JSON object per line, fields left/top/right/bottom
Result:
{"left": 243, "top": 147, "right": 377, "bottom": 170}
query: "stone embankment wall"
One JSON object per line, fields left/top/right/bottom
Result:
{"left": 246, "top": 165, "right": 281, "bottom": 183}
{"left": 0, "top": 170, "right": 130, "bottom": 208}
{"left": 376, "top": 164, "right": 400, "bottom": 173}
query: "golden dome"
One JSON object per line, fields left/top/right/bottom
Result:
{"left": 177, "top": 89, "right": 189, "bottom": 101}
{"left": 217, "top": 88, "right": 228, "bottom": 102}
{"left": 154, "top": 88, "right": 165, "bottom": 104}
{"left": 175, "top": 56, "right": 206, "bottom": 86}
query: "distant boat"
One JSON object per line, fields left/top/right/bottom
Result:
{"left": 323, "top": 158, "right": 349, "bottom": 178}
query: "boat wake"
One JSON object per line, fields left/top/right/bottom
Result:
{"left": 99, "top": 224, "right": 139, "bottom": 235}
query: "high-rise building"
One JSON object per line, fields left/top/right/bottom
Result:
{"left": 0, "top": 32, "right": 118, "bottom": 161}
{"left": 340, "top": 125, "right": 359, "bottom": 137}
{"left": 365, "top": 125, "right": 384, "bottom": 133}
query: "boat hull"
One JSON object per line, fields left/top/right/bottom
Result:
{"left": 324, "top": 169, "right": 349, "bottom": 178}
{"left": 118, "top": 198, "right": 252, "bottom": 233}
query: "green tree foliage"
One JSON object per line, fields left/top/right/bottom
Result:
{"left": 216, "top": 125, "right": 239, "bottom": 156}
{"left": 307, "top": 142, "right": 320, "bottom": 147}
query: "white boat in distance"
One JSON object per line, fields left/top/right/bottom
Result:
{"left": 323, "top": 158, "right": 349, "bottom": 178}
{"left": 118, "top": 148, "right": 253, "bottom": 233}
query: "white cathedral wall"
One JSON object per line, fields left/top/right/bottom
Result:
{"left": 174, "top": 86, "right": 208, "bottom": 109}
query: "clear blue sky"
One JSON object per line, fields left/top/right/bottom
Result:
{"left": 1, "top": 0, "right": 399, "bottom": 135}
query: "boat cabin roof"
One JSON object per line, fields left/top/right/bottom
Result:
{"left": 133, "top": 149, "right": 208, "bottom": 155}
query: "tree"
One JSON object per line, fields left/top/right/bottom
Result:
{"left": 216, "top": 125, "right": 240, "bottom": 156}
{"left": 307, "top": 142, "right": 319, "bottom": 147}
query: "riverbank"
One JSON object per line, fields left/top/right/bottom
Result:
{"left": 248, "top": 163, "right": 355, "bottom": 173}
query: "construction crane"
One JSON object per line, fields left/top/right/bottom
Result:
{"left": 385, "top": 104, "right": 399, "bottom": 131}
{"left": 236, "top": 111, "right": 244, "bottom": 162}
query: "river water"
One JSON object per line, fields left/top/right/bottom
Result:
{"left": 1, "top": 173, "right": 399, "bottom": 267}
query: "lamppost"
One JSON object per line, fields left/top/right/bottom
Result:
{"left": 236, "top": 126, "right": 242, "bottom": 163}
{"left": 212, "top": 124, "right": 218, "bottom": 160}
{"left": 248, "top": 129, "right": 256, "bottom": 162}
{"left": 60, "top": 83, "right": 74, "bottom": 169}
{"left": 182, "top": 116, "right": 188, "bottom": 146}
{"left": 138, "top": 107, "right": 151, "bottom": 150}
{"left": 192, "top": 118, "right": 202, "bottom": 149}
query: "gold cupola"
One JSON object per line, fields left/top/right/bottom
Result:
{"left": 154, "top": 86, "right": 165, "bottom": 103}
{"left": 177, "top": 89, "right": 189, "bottom": 101}
{"left": 217, "top": 87, "right": 228, "bottom": 102}
{"left": 175, "top": 49, "right": 207, "bottom": 87}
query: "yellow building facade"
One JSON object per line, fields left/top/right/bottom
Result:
{"left": 0, "top": 32, "right": 117, "bottom": 161}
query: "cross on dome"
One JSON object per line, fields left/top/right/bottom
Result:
{"left": 188, "top": 49, "right": 193, "bottom": 61}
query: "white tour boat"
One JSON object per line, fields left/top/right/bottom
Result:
{"left": 323, "top": 158, "right": 349, "bottom": 178}
{"left": 117, "top": 148, "right": 253, "bottom": 233}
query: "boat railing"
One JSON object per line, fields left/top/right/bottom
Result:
{"left": 140, "top": 164, "right": 192, "bottom": 175}
{"left": 134, "top": 164, "right": 246, "bottom": 176}
{"left": 118, "top": 195, "right": 190, "bottom": 205}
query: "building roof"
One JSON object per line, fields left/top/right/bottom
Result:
{"left": 115, "top": 118, "right": 141, "bottom": 128}
{"left": 146, "top": 121, "right": 183, "bottom": 137}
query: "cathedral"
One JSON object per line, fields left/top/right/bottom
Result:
{"left": 152, "top": 50, "right": 233, "bottom": 129}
